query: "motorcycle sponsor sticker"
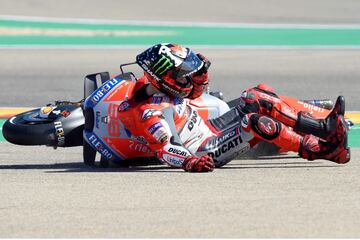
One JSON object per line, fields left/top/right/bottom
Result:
{"left": 41, "top": 106, "right": 54, "bottom": 115}
{"left": 142, "top": 109, "right": 162, "bottom": 120}
{"left": 95, "top": 111, "right": 101, "bottom": 129}
{"left": 101, "top": 116, "right": 108, "bottom": 124}
{"left": 87, "top": 78, "right": 121, "bottom": 107}
{"left": 118, "top": 100, "right": 130, "bottom": 112}
{"left": 54, "top": 121, "right": 65, "bottom": 147}
{"left": 129, "top": 140, "right": 152, "bottom": 154}
{"left": 39, "top": 106, "right": 55, "bottom": 118}
{"left": 84, "top": 131, "right": 117, "bottom": 160}
{"left": 108, "top": 103, "right": 121, "bottom": 137}
{"left": 60, "top": 110, "right": 71, "bottom": 118}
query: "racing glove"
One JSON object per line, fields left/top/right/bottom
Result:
{"left": 182, "top": 155, "right": 215, "bottom": 172}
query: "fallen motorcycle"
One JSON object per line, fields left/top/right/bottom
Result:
{"left": 3, "top": 64, "right": 354, "bottom": 167}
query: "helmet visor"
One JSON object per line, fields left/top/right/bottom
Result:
{"left": 176, "top": 50, "right": 204, "bottom": 79}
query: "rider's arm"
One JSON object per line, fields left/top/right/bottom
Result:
{"left": 139, "top": 104, "right": 214, "bottom": 172}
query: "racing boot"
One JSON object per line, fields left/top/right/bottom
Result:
{"left": 294, "top": 96, "right": 346, "bottom": 142}
{"left": 298, "top": 114, "right": 350, "bottom": 164}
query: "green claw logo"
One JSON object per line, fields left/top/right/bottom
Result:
{"left": 153, "top": 55, "right": 174, "bottom": 75}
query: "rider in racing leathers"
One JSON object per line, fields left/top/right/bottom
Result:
{"left": 117, "top": 43, "right": 350, "bottom": 172}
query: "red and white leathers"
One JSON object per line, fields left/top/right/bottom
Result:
{"left": 118, "top": 76, "right": 350, "bottom": 171}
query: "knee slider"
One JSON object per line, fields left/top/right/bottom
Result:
{"left": 250, "top": 114, "right": 281, "bottom": 140}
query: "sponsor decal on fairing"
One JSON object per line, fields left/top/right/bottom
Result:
{"left": 60, "top": 110, "right": 71, "bottom": 118}
{"left": 118, "top": 100, "right": 130, "bottom": 112}
{"left": 129, "top": 140, "right": 152, "bottom": 154}
{"left": 39, "top": 106, "right": 55, "bottom": 118}
{"left": 95, "top": 111, "right": 101, "bottom": 129}
{"left": 54, "top": 121, "right": 65, "bottom": 147}
{"left": 84, "top": 78, "right": 123, "bottom": 108}
{"left": 84, "top": 130, "right": 120, "bottom": 160}
{"left": 101, "top": 116, "right": 108, "bottom": 124}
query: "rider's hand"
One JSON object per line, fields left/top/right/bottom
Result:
{"left": 182, "top": 155, "right": 214, "bottom": 172}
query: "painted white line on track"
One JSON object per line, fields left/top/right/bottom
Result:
{"left": 0, "top": 27, "right": 177, "bottom": 37}
{"left": 3, "top": 45, "right": 360, "bottom": 50}
{"left": 2, "top": 15, "right": 360, "bottom": 29}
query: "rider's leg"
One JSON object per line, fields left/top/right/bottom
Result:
{"left": 241, "top": 113, "right": 350, "bottom": 164}
{"left": 293, "top": 96, "right": 346, "bottom": 142}
{"left": 241, "top": 85, "right": 347, "bottom": 142}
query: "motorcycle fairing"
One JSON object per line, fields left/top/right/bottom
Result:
{"left": 83, "top": 77, "right": 130, "bottom": 161}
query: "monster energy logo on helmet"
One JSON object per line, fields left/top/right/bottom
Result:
{"left": 136, "top": 43, "right": 203, "bottom": 97}
{"left": 153, "top": 55, "right": 174, "bottom": 76}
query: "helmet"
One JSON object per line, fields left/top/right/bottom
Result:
{"left": 136, "top": 43, "right": 205, "bottom": 98}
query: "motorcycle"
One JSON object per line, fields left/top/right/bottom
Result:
{"left": 2, "top": 63, "right": 354, "bottom": 167}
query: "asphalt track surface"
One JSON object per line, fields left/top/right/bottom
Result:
{"left": 1, "top": 0, "right": 360, "bottom": 238}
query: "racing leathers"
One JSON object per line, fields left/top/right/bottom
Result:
{"left": 118, "top": 76, "right": 350, "bottom": 172}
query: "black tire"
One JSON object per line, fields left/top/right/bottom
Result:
{"left": 83, "top": 138, "right": 96, "bottom": 166}
{"left": 2, "top": 110, "right": 55, "bottom": 146}
{"left": 99, "top": 156, "right": 109, "bottom": 168}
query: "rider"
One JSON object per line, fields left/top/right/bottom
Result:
{"left": 117, "top": 43, "right": 350, "bottom": 172}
